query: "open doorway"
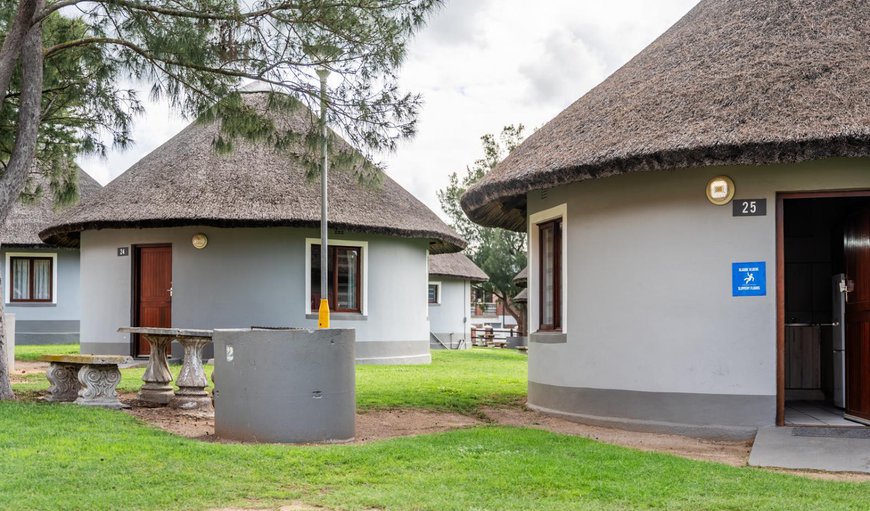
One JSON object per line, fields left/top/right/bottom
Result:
{"left": 778, "top": 193, "right": 870, "bottom": 427}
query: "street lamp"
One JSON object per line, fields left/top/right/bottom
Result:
{"left": 317, "top": 66, "right": 330, "bottom": 329}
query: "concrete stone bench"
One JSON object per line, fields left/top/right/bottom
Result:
{"left": 40, "top": 355, "right": 130, "bottom": 409}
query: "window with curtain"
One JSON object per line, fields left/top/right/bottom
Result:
{"left": 10, "top": 256, "right": 53, "bottom": 302}
{"left": 538, "top": 219, "right": 562, "bottom": 331}
{"left": 310, "top": 245, "right": 362, "bottom": 313}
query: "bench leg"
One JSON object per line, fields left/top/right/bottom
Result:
{"left": 75, "top": 364, "right": 124, "bottom": 409}
{"left": 45, "top": 363, "right": 80, "bottom": 402}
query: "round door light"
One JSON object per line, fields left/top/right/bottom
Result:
{"left": 706, "top": 176, "right": 735, "bottom": 206}
{"left": 192, "top": 233, "right": 209, "bottom": 250}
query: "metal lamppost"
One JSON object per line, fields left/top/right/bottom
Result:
{"left": 317, "top": 66, "right": 331, "bottom": 329}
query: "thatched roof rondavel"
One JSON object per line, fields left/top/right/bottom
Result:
{"left": 513, "top": 266, "right": 528, "bottom": 287}
{"left": 1, "top": 166, "right": 102, "bottom": 248}
{"left": 40, "top": 93, "right": 465, "bottom": 253}
{"left": 461, "top": 0, "right": 870, "bottom": 231}
{"left": 428, "top": 252, "right": 488, "bottom": 282}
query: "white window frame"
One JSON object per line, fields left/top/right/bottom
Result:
{"left": 428, "top": 281, "right": 442, "bottom": 305}
{"left": 304, "top": 238, "right": 368, "bottom": 316}
{"left": 528, "top": 203, "right": 567, "bottom": 334}
{"left": 5, "top": 252, "right": 59, "bottom": 305}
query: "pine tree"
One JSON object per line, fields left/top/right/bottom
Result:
{"left": 0, "top": 0, "right": 443, "bottom": 399}
{"left": 438, "top": 125, "right": 528, "bottom": 334}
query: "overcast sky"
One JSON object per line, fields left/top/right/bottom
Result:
{"left": 77, "top": 0, "right": 699, "bottom": 218}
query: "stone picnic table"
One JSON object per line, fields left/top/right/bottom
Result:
{"left": 41, "top": 354, "right": 129, "bottom": 409}
{"left": 117, "top": 327, "right": 213, "bottom": 410}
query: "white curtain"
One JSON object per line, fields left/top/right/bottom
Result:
{"left": 337, "top": 249, "right": 358, "bottom": 311}
{"left": 12, "top": 259, "right": 29, "bottom": 300}
{"left": 33, "top": 259, "right": 51, "bottom": 300}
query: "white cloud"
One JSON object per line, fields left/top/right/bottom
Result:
{"left": 77, "top": 0, "right": 700, "bottom": 219}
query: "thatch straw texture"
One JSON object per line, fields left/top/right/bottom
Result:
{"left": 461, "top": 0, "right": 870, "bottom": 230}
{"left": 2, "top": 167, "right": 101, "bottom": 247}
{"left": 513, "top": 266, "right": 527, "bottom": 287}
{"left": 428, "top": 252, "right": 488, "bottom": 282}
{"left": 41, "top": 93, "right": 465, "bottom": 253}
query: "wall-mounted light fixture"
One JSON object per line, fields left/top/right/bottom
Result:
{"left": 192, "top": 233, "right": 209, "bottom": 250}
{"left": 706, "top": 176, "right": 735, "bottom": 206}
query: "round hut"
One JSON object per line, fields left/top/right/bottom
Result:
{"left": 42, "top": 93, "right": 464, "bottom": 365}
{"left": 2, "top": 166, "right": 101, "bottom": 344}
{"left": 461, "top": 0, "right": 870, "bottom": 436}
{"left": 427, "top": 252, "right": 488, "bottom": 349}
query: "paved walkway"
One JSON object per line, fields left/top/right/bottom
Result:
{"left": 749, "top": 427, "right": 870, "bottom": 474}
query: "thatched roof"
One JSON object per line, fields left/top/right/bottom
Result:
{"left": 461, "top": 0, "right": 870, "bottom": 230}
{"left": 428, "top": 252, "right": 488, "bottom": 282}
{"left": 41, "top": 93, "right": 465, "bottom": 253}
{"left": 513, "top": 287, "right": 528, "bottom": 304}
{"left": 513, "top": 266, "right": 527, "bottom": 287}
{"left": 1, "top": 167, "right": 101, "bottom": 248}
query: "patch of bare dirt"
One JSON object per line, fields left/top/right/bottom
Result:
{"left": 123, "top": 395, "right": 217, "bottom": 440}
{"left": 479, "top": 406, "right": 751, "bottom": 466}
{"left": 355, "top": 408, "right": 482, "bottom": 442}
{"left": 122, "top": 395, "right": 482, "bottom": 444}
{"left": 9, "top": 361, "right": 49, "bottom": 383}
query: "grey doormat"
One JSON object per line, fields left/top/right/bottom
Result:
{"left": 792, "top": 427, "right": 870, "bottom": 439}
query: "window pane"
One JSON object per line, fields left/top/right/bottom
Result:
{"left": 541, "top": 225, "right": 555, "bottom": 326}
{"left": 33, "top": 259, "right": 51, "bottom": 300}
{"left": 428, "top": 284, "right": 438, "bottom": 304}
{"left": 310, "top": 245, "right": 334, "bottom": 309}
{"left": 12, "top": 259, "right": 30, "bottom": 300}
{"left": 336, "top": 248, "right": 359, "bottom": 311}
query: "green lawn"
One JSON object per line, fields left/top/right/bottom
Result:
{"left": 13, "top": 344, "right": 80, "bottom": 362}
{"left": 3, "top": 349, "right": 867, "bottom": 510}
{"left": 357, "top": 348, "right": 526, "bottom": 412}
{"left": 1, "top": 403, "right": 867, "bottom": 511}
{"left": 14, "top": 348, "right": 528, "bottom": 413}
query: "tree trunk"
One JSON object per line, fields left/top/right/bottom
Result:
{"left": 0, "top": 262, "right": 12, "bottom": 400}
{"left": 0, "top": 0, "right": 44, "bottom": 401}
{"left": 494, "top": 291, "right": 525, "bottom": 337}
{"left": 503, "top": 298, "right": 525, "bottom": 337}
{"left": 0, "top": 1, "right": 38, "bottom": 111}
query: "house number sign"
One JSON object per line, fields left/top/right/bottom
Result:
{"left": 117, "top": 247, "right": 130, "bottom": 257}
{"left": 732, "top": 199, "right": 766, "bottom": 217}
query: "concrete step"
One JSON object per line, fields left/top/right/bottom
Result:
{"left": 749, "top": 426, "right": 870, "bottom": 473}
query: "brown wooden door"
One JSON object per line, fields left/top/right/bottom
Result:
{"left": 843, "top": 211, "right": 870, "bottom": 423}
{"left": 134, "top": 245, "right": 172, "bottom": 356}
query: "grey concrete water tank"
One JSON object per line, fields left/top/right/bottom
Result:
{"left": 213, "top": 328, "right": 355, "bottom": 443}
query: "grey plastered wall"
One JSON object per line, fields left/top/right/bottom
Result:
{"left": 79, "top": 227, "right": 430, "bottom": 364}
{"left": 525, "top": 158, "right": 870, "bottom": 432}
{"left": 428, "top": 278, "right": 471, "bottom": 349}
{"left": 2, "top": 247, "right": 81, "bottom": 344}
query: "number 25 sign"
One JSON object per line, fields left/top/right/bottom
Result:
{"left": 732, "top": 199, "right": 767, "bottom": 217}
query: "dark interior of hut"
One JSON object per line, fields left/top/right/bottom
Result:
{"left": 782, "top": 196, "right": 870, "bottom": 426}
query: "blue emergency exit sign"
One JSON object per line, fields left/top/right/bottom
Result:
{"left": 732, "top": 262, "right": 766, "bottom": 297}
